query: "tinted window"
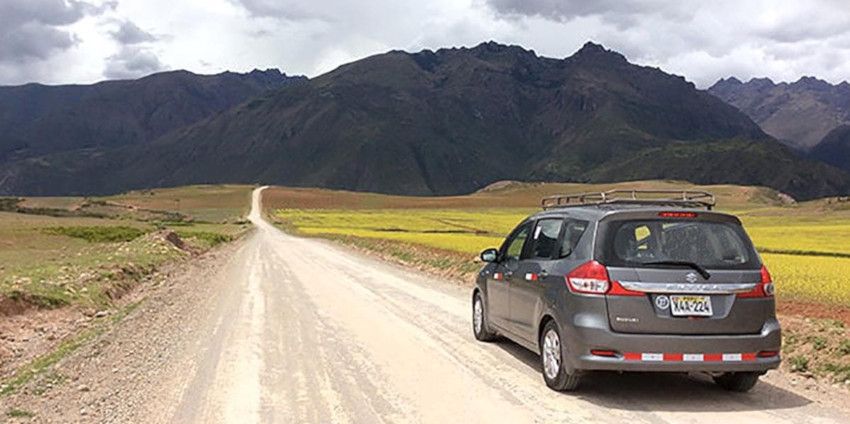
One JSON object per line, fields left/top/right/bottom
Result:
{"left": 560, "top": 219, "right": 589, "bottom": 258}
{"left": 530, "top": 219, "right": 563, "bottom": 259}
{"left": 503, "top": 224, "right": 531, "bottom": 261}
{"left": 602, "top": 219, "right": 758, "bottom": 269}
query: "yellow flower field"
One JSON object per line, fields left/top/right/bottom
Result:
{"left": 277, "top": 206, "right": 850, "bottom": 307}
{"left": 761, "top": 253, "right": 850, "bottom": 305}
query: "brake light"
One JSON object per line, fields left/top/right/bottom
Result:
{"left": 566, "top": 261, "right": 610, "bottom": 294}
{"left": 658, "top": 211, "right": 697, "bottom": 218}
{"left": 565, "top": 261, "right": 643, "bottom": 296}
{"left": 738, "top": 265, "right": 775, "bottom": 298}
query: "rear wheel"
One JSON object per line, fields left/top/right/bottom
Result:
{"left": 540, "top": 320, "right": 581, "bottom": 391}
{"left": 472, "top": 292, "right": 496, "bottom": 341}
{"left": 713, "top": 372, "right": 760, "bottom": 392}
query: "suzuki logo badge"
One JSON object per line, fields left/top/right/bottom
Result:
{"left": 685, "top": 272, "right": 699, "bottom": 283}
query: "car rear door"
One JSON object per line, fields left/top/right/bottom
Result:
{"left": 509, "top": 218, "right": 563, "bottom": 342}
{"left": 598, "top": 212, "right": 771, "bottom": 335}
{"left": 487, "top": 222, "right": 531, "bottom": 329}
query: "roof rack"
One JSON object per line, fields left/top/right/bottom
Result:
{"left": 541, "top": 189, "right": 716, "bottom": 210}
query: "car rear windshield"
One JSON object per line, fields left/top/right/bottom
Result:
{"left": 600, "top": 219, "right": 759, "bottom": 270}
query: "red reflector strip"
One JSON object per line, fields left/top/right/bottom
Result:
{"left": 704, "top": 353, "right": 723, "bottom": 362}
{"left": 493, "top": 272, "right": 503, "bottom": 280}
{"left": 623, "top": 352, "right": 641, "bottom": 361}
{"left": 622, "top": 352, "right": 758, "bottom": 362}
{"left": 525, "top": 273, "right": 538, "bottom": 281}
{"left": 590, "top": 350, "right": 618, "bottom": 357}
{"left": 663, "top": 353, "right": 683, "bottom": 362}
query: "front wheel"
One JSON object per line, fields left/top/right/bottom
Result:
{"left": 540, "top": 320, "right": 581, "bottom": 391}
{"left": 713, "top": 372, "right": 760, "bottom": 392}
{"left": 472, "top": 292, "right": 496, "bottom": 341}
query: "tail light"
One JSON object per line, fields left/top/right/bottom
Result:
{"left": 566, "top": 261, "right": 609, "bottom": 294}
{"left": 565, "top": 261, "right": 643, "bottom": 296}
{"left": 738, "top": 265, "right": 775, "bottom": 298}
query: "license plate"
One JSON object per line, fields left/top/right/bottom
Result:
{"left": 670, "top": 295, "right": 713, "bottom": 317}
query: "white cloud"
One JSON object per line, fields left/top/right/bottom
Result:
{"left": 0, "top": 0, "right": 116, "bottom": 83}
{"left": 110, "top": 20, "right": 156, "bottom": 44}
{"left": 4, "top": 0, "right": 850, "bottom": 88}
{"left": 103, "top": 46, "right": 164, "bottom": 79}
{"left": 485, "top": 0, "right": 850, "bottom": 87}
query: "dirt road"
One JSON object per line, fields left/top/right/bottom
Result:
{"left": 7, "top": 187, "right": 849, "bottom": 423}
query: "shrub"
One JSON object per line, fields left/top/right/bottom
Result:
{"left": 838, "top": 340, "right": 850, "bottom": 357}
{"left": 789, "top": 356, "right": 809, "bottom": 373}
{"left": 175, "top": 231, "right": 232, "bottom": 247}
{"left": 44, "top": 226, "right": 147, "bottom": 243}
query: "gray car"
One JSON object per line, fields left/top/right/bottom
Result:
{"left": 472, "top": 190, "right": 781, "bottom": 392}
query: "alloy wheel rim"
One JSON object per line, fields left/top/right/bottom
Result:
{"left": 473, "top": 297, "right": 483, "bottom": 334}
{"left": 543, "top": 329, "right": 561, "bottom": 380}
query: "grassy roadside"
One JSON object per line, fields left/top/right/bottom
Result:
{"left": 264, "top": 181, "right": 850, "bottom": 384}
{"left": 0, "top": 301, "right": 142, "bottom": 397}
{"left": 0, "top": 185, "right": 252, "bottom": 312}
{"left": 0, "top": 185, "right": 254, "bottom": 401}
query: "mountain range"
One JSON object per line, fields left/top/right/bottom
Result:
{"left": 1, "top": 42, "right": 848, "bottom": 200}
{"left": 0, "top": 69, "right": 303, "bottom": 162}
{"left": 708, "top": 76, "right": 850, "bottom": 151}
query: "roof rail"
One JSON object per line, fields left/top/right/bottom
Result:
{"left": 541, "top": 189, "right": 716, "bottom": 210}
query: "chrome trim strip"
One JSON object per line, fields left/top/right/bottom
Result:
{"left": 618, "top": 281, "right": 757, "bottom": 294}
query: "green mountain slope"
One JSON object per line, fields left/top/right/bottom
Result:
{"left": 0, "top": 69, "right": 304, "bottom": 161}
{"left": 810, "top": 125, "right": 850, "bottom": 172}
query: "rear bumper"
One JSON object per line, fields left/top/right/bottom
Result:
{"left": 562, "top": 315, "right": 782, "bottom": 373}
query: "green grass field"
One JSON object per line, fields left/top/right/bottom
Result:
{"left": 268, "top": 181, "right": 850, "bottom": 308}
{"left": 0, "top": 185, "right": 253, "bottom": 310}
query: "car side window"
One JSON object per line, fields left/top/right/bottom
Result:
{"left": 503, "top": 224, "right": 531, "bottom": 261}
{"left": 559, "top": 219, "right": 589, "bottom": 258}
{"left": 530, "top": 219, "right": 563, "bottom": 259}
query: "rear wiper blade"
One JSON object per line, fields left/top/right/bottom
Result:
{"left": 642, "top": 260, "right": 711, "bottom": 280}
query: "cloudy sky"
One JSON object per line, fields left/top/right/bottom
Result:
{"left": 3, "top": 0, "right": 850, "bottom": 88}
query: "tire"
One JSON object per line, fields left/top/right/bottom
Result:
{"left": 472, "top": 292, "right": 496, "bottom": 342}
{"left": 713, "top": 372, "right": 760, "bottom": 392}
{"left": 540, "top": 320, "right": 581, "bottom": 391}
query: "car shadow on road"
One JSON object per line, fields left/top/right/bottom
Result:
{"left": 492, "top": 338, "right": 812, "bottom": 413}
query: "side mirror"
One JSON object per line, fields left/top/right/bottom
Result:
{"left": 480, "top": 248, "right": 499, "bottom": 263}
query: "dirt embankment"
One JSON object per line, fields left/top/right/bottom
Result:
{"left": 0, "top": 231, "right": 194, "bottom": 381}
